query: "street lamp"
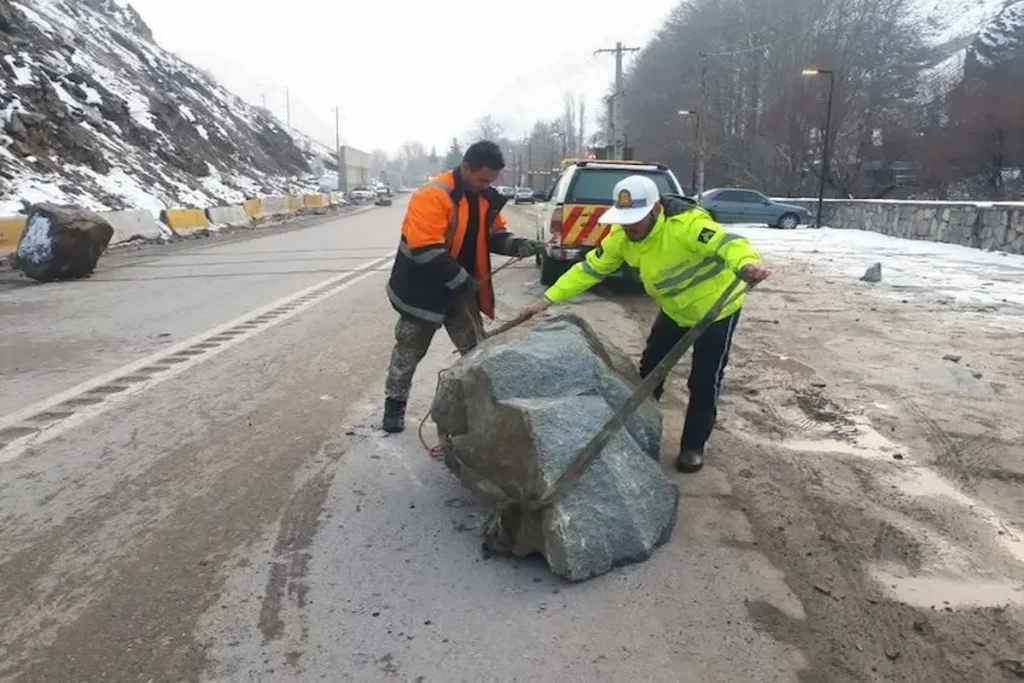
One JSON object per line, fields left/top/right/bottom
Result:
{"left": 678, "top": 110, "right": 700, "bottom": 197}
{"left": 802, "top": 68, "right": 834, "bottom": 229}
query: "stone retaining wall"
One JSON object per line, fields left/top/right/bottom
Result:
{"left": 779, "top": 199, "right": 1024, "bottom": 254}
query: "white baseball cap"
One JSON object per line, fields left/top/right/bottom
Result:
{"left": 598, "top": 175, "right": 661, "bottom": 225}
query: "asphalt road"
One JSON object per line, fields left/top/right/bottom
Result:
{"left": 0, "top": 199, "right": 811, "bottom": 682}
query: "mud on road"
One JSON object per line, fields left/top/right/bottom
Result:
{"left": 617, "top": 242, "right": 1024, "bottom": 682}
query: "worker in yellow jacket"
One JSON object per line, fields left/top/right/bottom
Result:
{"left": 518, "top": 175, "right": 772, "bottom": 473}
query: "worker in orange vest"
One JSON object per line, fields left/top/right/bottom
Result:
{"left": 383, "top": 141, "right": 542, "bottom": 433}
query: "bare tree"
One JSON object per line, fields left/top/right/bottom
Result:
{"left": 616, "top": 0, "right": 935, "bottom": 196}
{"left": 469, "top": 115, "right": 504, "bottom": 142}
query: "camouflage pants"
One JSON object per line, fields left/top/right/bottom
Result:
{"left": 384, "top": 306, "right": 483, "bottom": 402}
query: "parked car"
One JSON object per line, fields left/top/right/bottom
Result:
{"left": 536, "top": 158, "right": 685, "bottom": 286}
{"left": 698, "top": 188, "right": 812, "bottom": 229}
{"left": 349, "top": 186, "right": 376, "bottom": 202}
{"left": 496, "top": 186, "right": 516, "bottom": 199}
{"left": 514, "top": 187, "right": 535, "bottom": 204}
{"left": 532, "top": 188, "right": 549, "bottom": 201}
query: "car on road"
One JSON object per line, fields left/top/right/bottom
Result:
{"left": 536, "top": 158, "right": 686, "bottom": 285}
{"left": 496, "top": 186, "right": 516, "bottom": 199}
{"left": 349, "top": 187, "right": 376, "bottom": 202}
{"left": 513, "top": 187, "right": 535, "bottom": 204}
{"left": 698, "top": 188, "right": 812, "bottom": 229}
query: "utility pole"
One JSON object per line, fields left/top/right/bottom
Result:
{"left": 335, "top": 106, "right": 342, "bottom": 192}
{"left": 606, "top": 95, "right": 615, "bottom": 158}
{"left": 695, "top": 53, "right": 708, "bottom": 200}
{"left": 579, "top": 98, "right": 585, "bottom": 157}
{"left": 527, "top": 140, "right": 532, "bottom": 189}
{"left": 595, "top": 41, "right": 640, "bottom": 159}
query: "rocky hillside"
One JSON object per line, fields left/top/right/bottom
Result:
{"left": 0, "top": 0, "right": 327, "bottom": 216}
{"left": 918, "top": 0, "right": 1022, "bottom": 100}
{"left": 970, "top": 0, "right": 1024, "bottom": 69}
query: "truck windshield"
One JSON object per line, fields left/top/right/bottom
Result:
{"left": 567, "top": 169, "right": 677, "bottom": 204}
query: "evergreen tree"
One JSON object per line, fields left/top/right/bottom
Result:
{"left": 443, "top": 137, "right": 463, "bottom": 168}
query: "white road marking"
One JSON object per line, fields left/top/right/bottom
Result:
{"left": 0, "top": 255, "right": 394, "bottom": 464}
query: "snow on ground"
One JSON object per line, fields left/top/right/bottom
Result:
{"left": 732, "top": 226, "right": 1024, "bottom": 312}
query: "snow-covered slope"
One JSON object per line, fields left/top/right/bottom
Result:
{"left": 915, "top": 0, "right": 1018, "bottom": 101}
{"left": 0, "top": 0, "right": 324, "bottom": 216}
{"left": 972, "top": 0, "right": 1024, "bottom": 67}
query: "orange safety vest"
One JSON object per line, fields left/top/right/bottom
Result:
{"left": 387, "top": 169, "right": 521, "bottom": 322}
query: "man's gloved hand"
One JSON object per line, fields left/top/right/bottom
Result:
{"left": 739, "top": 262, "right": 772, "bottom": 285}
{"left": 515, "top": 239, "right": 544, "bottom": 258}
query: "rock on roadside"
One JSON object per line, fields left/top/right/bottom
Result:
{"left": 860, "top": 262, "right": 882, "bottom": 283}
{"left": 15, "top": 203, "right": 114, "bottom": 282}
{"left": 431, "top": 313, "right": 679, "bottom": 582}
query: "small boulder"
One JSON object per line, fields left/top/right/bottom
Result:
{"left": 431, "top": 313, "right": 678, "bottom": 582}
{"left": 15, "top": 203, "right": 113, "bottom": 282}
{"left": 860, "top": 262, "right": 882, "bottom": 283}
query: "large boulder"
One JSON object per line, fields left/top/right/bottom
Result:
{"left": 15, "top": 203, "right": 113, "bottom": 282}
{"left": 431, "top": 313, "right": 679, "bottom": 582}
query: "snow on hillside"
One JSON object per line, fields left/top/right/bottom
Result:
{"left": 914, "top": 0, "right": 1009, "bottom": 45}
{"left": 914, "top": 0, "right": 1015, "bottom": 102}
{"left": 0, "top": 0, "right": 325, "bottom": 217}
{"left": 972, "top": 0, "right": 1024, "bottom": 66}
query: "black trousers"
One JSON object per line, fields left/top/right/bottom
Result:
{"left": 638, "top": 309, "right": 741, "bottom": 452}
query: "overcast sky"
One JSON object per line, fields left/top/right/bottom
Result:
{"left": 127, "top": 0, "right": 679, "bottom": 155}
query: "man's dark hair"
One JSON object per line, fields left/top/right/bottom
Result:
{"left": 463, "top": 140, "right": 505, "bottom": 171}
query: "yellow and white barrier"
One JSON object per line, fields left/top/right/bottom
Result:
{"left": 206, "top": 205, "right": 251, "bottom": 227}
{"left": 105, "top": 210, "right": 168, "bottom": 244}
{"left": 0, "top": 216, "right": 27, "bottom": 254}
{"left": 303, "top": 193, "right": 329, "bottom": 210}
{"left": 162, "top": 208, "right": 210, "bottom": 233}
{"left": 243, "top": 198, "right": 264, "bottom": 221}
{"left": 261, "top": 196, "right": 288, "bottom": 216}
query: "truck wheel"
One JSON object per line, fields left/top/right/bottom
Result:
{"left": 540, "top": 255, "right": 570, "bottom": 286}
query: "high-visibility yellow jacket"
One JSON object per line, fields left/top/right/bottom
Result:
{"left": 543, "top": 196, "right": 762, "bottom": 327}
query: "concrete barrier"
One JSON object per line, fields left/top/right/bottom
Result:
{"left": 243, "top": 198, "right": 264, "bottom": 221}
{"left": 303, "top": 193, "right": 329, "bottom": 210}
{"left": 104, "top": 210, "right": 170, "bottom": 245}
{"left": 162, "top": 208, "right": 211, "bottom": 233}
{"left": 287, "top": 196, "right": 303, "bottom": 213}
{"left": 778, "top": 198, "right": 1024, "bottom": 254}
{"left": 207, "top": 204, "right": 252, "bottom": 227}
{"left": 0, "top": 216, "right": 27, "bottom": 254}
{"left": 261, "top": 196, "right": 288, "bottom": 216}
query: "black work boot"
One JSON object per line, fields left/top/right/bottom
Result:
{"left": 675, "top": 447, "right": 705, "bottom": 473}
{"left": 382, "top": 398, "right": 407, "bottom": 434}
